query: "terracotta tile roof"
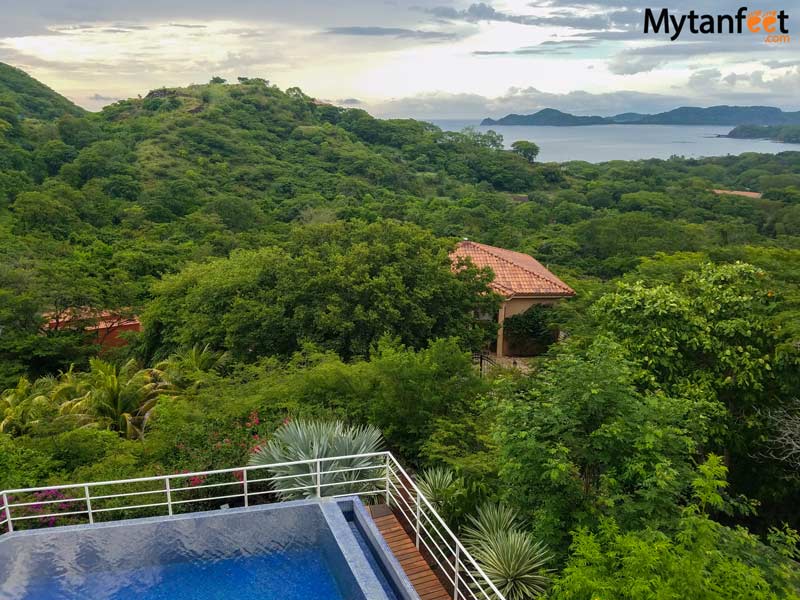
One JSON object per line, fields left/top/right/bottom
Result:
{"left": 45, "top": 309, "right": 140, "bottom": 332}
{"left": 451, "top": 240, "right": 575, "bottom": 298}
{"left": 712, "top": 189, "right": 763, "bottom": 199}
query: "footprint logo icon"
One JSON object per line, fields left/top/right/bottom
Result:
{"left": 761, "top": 10, "right": 778, "bottom": 32}
{"left": 747, "top": 9, "right": 763, "bottom": 32}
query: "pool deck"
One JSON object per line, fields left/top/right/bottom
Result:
{"left": 368, "top": 505, "right": 451, "bottom": 600}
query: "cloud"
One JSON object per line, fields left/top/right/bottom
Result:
{"left": 89, "top": 93, "right": 122, "bottom": 102}
{"left": 337, "top": 97, "right": 363, "bottom": 105}
{"left": 473, "top": 40, "right": 597, "bottom": 56}
{"left": 323, "top": 26, "right": 456, "bottom": 40}
{"left": 423, "top": 2, "right": 639, "bottom": 30}
{"left": 607, "top": 36, "right": 780, "bottom": 75}
{"left": 367, "top": 86, "right": 693, "bottom": 119}
{"left": 168, "top": 23, "right": 207, "bottom": 29}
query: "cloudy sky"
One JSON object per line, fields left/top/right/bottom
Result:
{"left": 2, "top": 0, "right": 799, "bottom": 118}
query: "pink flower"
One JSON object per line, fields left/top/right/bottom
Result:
{"left": 188, "top": 475, "right": 206, "bottom": 487}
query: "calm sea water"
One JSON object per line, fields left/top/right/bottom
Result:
{"left": 429, "top": 120, "right": 792, "bottom": 163}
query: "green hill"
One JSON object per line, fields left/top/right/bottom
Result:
{"left": 1, "top": 67, "right": 800, "bottom": 598}
{"left": 0, "top": 62, "right": 84, "bottom": 120}
{"left": 481, "top": 105, "right": 800, "bottom": 127}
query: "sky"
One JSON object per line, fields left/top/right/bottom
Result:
{"left": 1, "top": 0, "right": 799, "bottom": 118}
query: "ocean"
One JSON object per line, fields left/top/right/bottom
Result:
{"left": 428, "top": 120, "right": 792, "bottom": 163}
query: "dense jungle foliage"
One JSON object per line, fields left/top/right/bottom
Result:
{"left": 1, "top": 62, "right": 800, "bottom": 597}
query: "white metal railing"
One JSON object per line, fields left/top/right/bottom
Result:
{"left": 0, "top": 452, "right": 505, "bottom": 600}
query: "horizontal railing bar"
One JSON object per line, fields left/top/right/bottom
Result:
{"left": 10, "top": 509, "right": 90, "bottom": 522}
{"left": 247, "top": 464, "right": 383, "bottom": 486}
{"left": 318, "top": 476, "right": 385, "bottom": 489}
{"left": 330, "top": 490, "right": 384, "bottom": 498}
{"left": 245, "top": 473, "right": 314, "bottom": 485}
{"left": 169, "top": 493, "right": 243, "bottom": 506}
{"left": 7, "top": 496, "right": 86, "bottom": 509}
{"left": 1, "top": 452, "right": 391, "bottom": 495}
{"left": 169, "top": 481, "right": 243, "bottom": 494}
{"left": 90, "top": 502, "right": 170, "bottom": 514}
{"left": 316, "top": 464, "right": 384, "bottom": 477}
{"left": 89, "top": 489, "right": 166, "bottom": 502}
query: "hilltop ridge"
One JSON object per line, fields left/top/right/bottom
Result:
{"left": 0, "top": 62, "right": 84, "bottom": 120}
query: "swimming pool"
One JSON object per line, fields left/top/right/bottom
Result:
{"left": 0, "top": 497, "right": 419, "bottom": 600}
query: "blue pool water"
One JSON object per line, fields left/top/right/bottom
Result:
{"left": 0, "top": 499, "right": 402, "bottom": 600}
{"left": 348, "top": 522, "right": 400, "bottom": 600}
{"left": 15, "top": 548, "right": 346, "bottom": 600}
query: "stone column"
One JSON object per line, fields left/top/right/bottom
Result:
{"left": 496, "top": 303, "right": 506, "bottom": 358}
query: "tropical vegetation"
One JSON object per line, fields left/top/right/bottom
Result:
{"left": 1, "top": 62, "right": 799, "bottom": 597}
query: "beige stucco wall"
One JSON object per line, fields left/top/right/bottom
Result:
{"left": 497, "top": 296, "right": 560, "bottom": 358}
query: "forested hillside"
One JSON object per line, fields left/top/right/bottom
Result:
{"left": 1, "top": 65, "right": 799, "bottom": 598}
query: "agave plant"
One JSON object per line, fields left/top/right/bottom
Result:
{"left": 417, "top": 467, "right": 460, "bottom": 510}
{"left": 416, "top": 466, "right": 467, "bottom": 525}
{"left": 462, "top": 503, "right": 553, "bottom": 599}
{"left": 58, "top": 358, "right": 174, "bottom": 439}
{"left": 462, "top": 502, "right": 523, "bottom": 544}
{"left": 469, "top": 530, "right": 553, "bottom": 599}
{"left": 248, "top": 419, "right": 383, "bottom": 500}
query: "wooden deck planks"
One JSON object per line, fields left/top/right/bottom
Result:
{"left": 369, "top": 507, "right": 452, "bottom": 600}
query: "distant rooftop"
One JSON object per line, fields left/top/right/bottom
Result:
{"left": 451, "top": 240, "right": 575, "bottom": 298}
{"left": 712, "top": 189, "right": 763, "bottom": 199}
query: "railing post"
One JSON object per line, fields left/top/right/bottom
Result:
{"left": 453, "top": 544, "right": 460, "bottom": 600}
{"left": 415, "top": 490, "right": 421, "bottom": 549}
{"left": 84, "top": 485, "right": 93, "bottom": 524}
{"left": 242, "top": 470, "right": 249, "bottom": 507}
{"left": 2, "top": 492, "right": 12, "bottom": 533}
{"left": 315, "top": 459, "right": 322, "bottom": 498}
{"left": 384, "top": 454, "right": 391, "bottom": 505}
{"left": 165, "top": 477, "right": 173, "bottom": 516}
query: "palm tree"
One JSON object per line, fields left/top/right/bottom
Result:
{"left": 156, "top": 344, "right": 227, "bottom": 391}
{"left": 58, "top": 359, "right": 174, "bottom": 439}
{"left": 462, "top": 503, "right": 553, "bottom": 599}
{"left": 0, "top": 376, "right": 58, "bottom": 435}
{"left": 248, "top": 419, "right": 383, "bottom": 500}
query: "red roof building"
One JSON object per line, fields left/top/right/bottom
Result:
{"left": 45, "top": 309, "right": 141, "bottom": 350}
{"left": 451, "top": 240, "right": 574, "bottom": 357}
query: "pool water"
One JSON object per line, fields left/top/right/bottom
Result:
{"left": 17, "top": 548, "right": 346, "bottom": 600}
{"left": 0, "top": 499, "right": 404, "bottom": 600}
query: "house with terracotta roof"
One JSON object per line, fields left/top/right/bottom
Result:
{"left": 451, "top": 240, "right": 575, "bottom": 358}
{"left": 45, "top": 309, "right": 141, "bottom": 351}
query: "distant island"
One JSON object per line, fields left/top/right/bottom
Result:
{"left": 726, "top": 124, "right": 800, "bottom": 144}
{"left": 481, "top": 106, "right": 800, "bottom": 127}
